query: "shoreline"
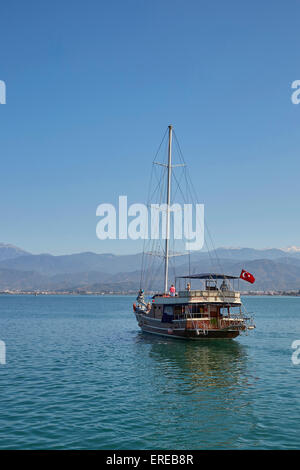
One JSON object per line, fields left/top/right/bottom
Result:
{"left": 0, "top": 291, "right": 299, "bottom": 297}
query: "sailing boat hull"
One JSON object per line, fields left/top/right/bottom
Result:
{"left": 140, "top": 327, "right": 239, "bottom": 339}
{"left": 136, "top": 313, "right": 240, "bottom": 340}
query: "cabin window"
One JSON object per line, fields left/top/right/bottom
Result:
{"left": 189, "top": 304, "right": 203, "bottom": 314}
{"left": 174, "top": 305, "right": 182, "bottom": 316}
{"left": 210, "top": 306, "right": 220, "bottom": 317}
{"left": 183, "top": 304, "right": 208, "bottom": 317}
{"left": 164, "top": 306, "right": 173, "bottom": 315}
{"left": 193, "top": 304, "right": 200, "bottom": 314}
{"left": 162, "top": 305, "right": 174, "bottom": 323}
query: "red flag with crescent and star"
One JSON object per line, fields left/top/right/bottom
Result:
{"left": 240, "top": 269, "right": 255, "bottom": 284}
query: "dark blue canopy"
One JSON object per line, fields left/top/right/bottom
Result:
{"left": 176, "top": 273, "right": 239, "bottom": 280}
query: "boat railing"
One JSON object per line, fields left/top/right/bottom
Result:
{"left": 185, "top": 318, "right": 246, "bottom": 330}
{"left": 219, "top": 318, "right": 245, "bottom": 327}
{"left": 178, "top": 289, "right": 240, "bottom": 299}
{"left": 173, "top": 313, "right": 210, "bottom": 320}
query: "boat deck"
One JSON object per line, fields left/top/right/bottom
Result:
{"left": 153, "top": 289, "right": 241, "bottom": 305}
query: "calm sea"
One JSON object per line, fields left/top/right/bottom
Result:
{"left": 0, "top": 295, "right": 299, "bottom": 449}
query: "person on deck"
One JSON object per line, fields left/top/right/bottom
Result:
{"left": 169, "top": 284, "right": 176, "bottom": 297}
{"left": 220, "top": 280, "right": 229, "bottom": 291}
{"left": 136, "top": 289, "right": 146, "bottom": 306}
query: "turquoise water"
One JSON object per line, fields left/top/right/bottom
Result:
{"left": 0, "top": 295, "right": 299, "bottom": 449}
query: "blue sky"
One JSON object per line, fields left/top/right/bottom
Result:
{"left": 0, "top": 0, "right": 299, "bottom": 255}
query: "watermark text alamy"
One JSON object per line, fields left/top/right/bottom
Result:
{"left": 96, "top": 196, "right": 204, "bottom": 251}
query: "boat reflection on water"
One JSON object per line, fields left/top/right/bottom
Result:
{"left": 137, "top": 333, "right": 251, "bottom": 392}
{"left": 133, "top": 333, "right": 257, "bottom": 448}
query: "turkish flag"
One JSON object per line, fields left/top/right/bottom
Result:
{"left": 240, "top": 269, "right": 255, "bottom": 284}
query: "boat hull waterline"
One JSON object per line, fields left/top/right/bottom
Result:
{"left": 135, "top": 312, "right": 241, "bottom": 340}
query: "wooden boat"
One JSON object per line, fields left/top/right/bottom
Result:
{"left": 133, "top": 126, "right": 255, "bottom": 339}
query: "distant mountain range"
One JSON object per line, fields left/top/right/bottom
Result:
{"left": 0, "top": 243, "right": 30, "bottom": 261}
{"left": 0, "top": 243, "right": 300, "bottom": 292}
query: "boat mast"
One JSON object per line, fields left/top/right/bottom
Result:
{"left": 164, "top": 125, "right": 172, "bottom": 293}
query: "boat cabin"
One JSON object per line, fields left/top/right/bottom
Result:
{"left": 148, "top": 273, "right": 242, "bottom": 323}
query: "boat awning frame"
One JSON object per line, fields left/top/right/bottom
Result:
{"left": 175, "top": 273, "right": 239, "bottom": 280}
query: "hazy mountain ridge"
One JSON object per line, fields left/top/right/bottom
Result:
{"left": 0, "top": 251, "right": 143, "bottom": 275}
{"left": 0, "top": 243, "right": 30, "bottom": 262}
{"left": 0, "top": 243, "right": 299, "bottom": 291}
